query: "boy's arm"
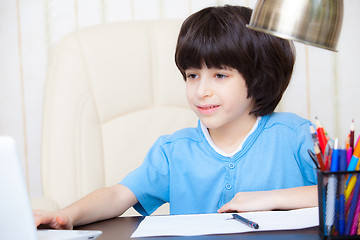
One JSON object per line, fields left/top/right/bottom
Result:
{"left": 218, "top": 185, "right": 318, "bottom": 213}
{"left": 34, "top": 184, "right": 138, "bottom": 229}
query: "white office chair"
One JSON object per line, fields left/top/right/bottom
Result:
{"left": 32, "top": 20, "right": 197, "bottom": 216}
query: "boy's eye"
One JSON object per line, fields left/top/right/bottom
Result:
{"left": 215, "top": 73, "right": 227, "bottom": 79}
{"left": 186, "top": 73, "right": 198, "bottom": 80}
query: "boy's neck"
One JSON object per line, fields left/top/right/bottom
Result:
{"left": 208, "top": 115, "right": 257, "bottom": 154}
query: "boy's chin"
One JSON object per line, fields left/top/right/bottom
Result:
{"left": 200, "top": 120, "right": 223, "bottom": 131}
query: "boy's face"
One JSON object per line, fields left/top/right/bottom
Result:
{"left": 185, "top": 66, "right": 255, "bottom": 132}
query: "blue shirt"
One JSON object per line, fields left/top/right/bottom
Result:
{"left": 120, "top": 112, "right": 317, "bottom": 215}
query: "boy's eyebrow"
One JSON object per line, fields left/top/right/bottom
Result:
{"left": 210, "top": 67, "right": 235, "bottom": 72}
{"left": 184, "top": 68, "right": 200, "bottom": 72}
{"left": 184, "top": 67, "right": 235, "bottom": 74}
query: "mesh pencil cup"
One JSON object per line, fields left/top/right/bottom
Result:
{"left": 317, "top": 170, "right": 360, "bottom": 239}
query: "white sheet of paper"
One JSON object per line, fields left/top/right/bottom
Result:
{"left": 131, "top": 207, "right": 319, "bottom": 238}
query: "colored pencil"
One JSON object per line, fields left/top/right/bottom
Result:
{"left": 314, "top": 144, "right": 326, "bottom": 171}
{"left": 346, "top": 177, "right": 360, "bottom": 235}
{"left": 315, "top": 117, "right": 328, "bottom": 154}
{"left": 350, "top": 119, "right": 355, "bottom": 151}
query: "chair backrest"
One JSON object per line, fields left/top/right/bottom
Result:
{"left": 41, "top": 20, "right": 197, "bottom": 215}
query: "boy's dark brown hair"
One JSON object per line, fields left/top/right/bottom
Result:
{"left": 175, "top": 5, "right": 295, "bottom": 116}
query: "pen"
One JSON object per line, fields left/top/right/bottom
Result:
{"left": 307, "top": 149, "right": 320, "bottom": 169}
{"left": 339, "top": 148, "right": 347, "bottom": 171}
{"left": 232, "top": 214, "right": 259, "bottom": 229}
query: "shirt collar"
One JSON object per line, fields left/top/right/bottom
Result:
{"left": 200, "top": 117, "right": 261, "bottom": 157}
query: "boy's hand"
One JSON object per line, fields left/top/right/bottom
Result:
{"left": 33, "top": 209, "right": 73, "bottom": 230}
{"left": 218, "top": 186, "right": 318, "bottom": 213}
{"left": 218, "top": 191, "right": 274, "bottom": 213}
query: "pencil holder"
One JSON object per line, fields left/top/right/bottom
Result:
{"left": 318, "top": 170, "right": 360, "bottom": 239}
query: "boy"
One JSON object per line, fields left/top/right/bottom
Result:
{"left": 34, "top": 5, "right": 317, "bottom": 229}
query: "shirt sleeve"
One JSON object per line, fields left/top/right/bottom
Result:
{"left": 120, "top": 137, "right": 170, "bottom": 216}
{"left": 295, "top": 121, "right": 318, "bottom": 185}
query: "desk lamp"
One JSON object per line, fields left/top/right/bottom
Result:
{"left": 247, "top": 0, "right": 344, "bottom": 51}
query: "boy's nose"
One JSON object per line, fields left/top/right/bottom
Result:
{"left": 197, "top": 79, "right": 213, "bottom": 98}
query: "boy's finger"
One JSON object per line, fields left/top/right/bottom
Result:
{"left": 55, "top": 215, "right": 73, "bottom": 230}
{"left": 33, "top": 210, "right": 55, "bottom": 227}
{"left": 55, "top": 215, "right": 65, "bottom": 225}
{"left": 218, "top": 203, "right": 232, "bottom": 213}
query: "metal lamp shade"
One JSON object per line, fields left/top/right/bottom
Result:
{"left": 247, "top": 0, "right": 344, "bottom": 51}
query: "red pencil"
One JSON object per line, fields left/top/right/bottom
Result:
{"left": 315, "top": 117, "right": 327, "bottom": 154}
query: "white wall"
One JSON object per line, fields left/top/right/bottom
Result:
{"left": 0, "top": 0, "right": 359, "bottom": 199}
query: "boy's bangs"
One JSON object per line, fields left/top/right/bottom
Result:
{"left": 177, "top": 36, "right": 237, "bottom": 71}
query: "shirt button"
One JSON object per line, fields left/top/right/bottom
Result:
{"left": 225, "top": 183, "right": 232, "bottom": 190}
{"left": 228, "top": 163, "right": 235, "bottom": 169}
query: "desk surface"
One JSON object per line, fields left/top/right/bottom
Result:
{"left": 76, "top": 216, "right": 321, "bottom": 240}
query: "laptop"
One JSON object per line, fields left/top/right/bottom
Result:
{"left": 0, "top": 136, "right": 102, "bottom": 240}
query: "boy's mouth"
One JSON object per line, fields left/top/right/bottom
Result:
{"left": 196, "top": 104, "right": 220, "bottom": 114}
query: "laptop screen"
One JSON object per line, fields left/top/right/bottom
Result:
{"left": 0, "top": 136, "right": 102, "bottom": 240}
{"left": 0, "top": 136, "right": 38, "bottom": 240}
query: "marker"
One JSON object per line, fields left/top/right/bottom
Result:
{"left": 232, "top": 214, "right": 259, "bottom": 229}
{"left": 339, "top": 147, "right": 347, "bottom": 171}
{"left": 330, "top": 138, "right": 339, "bottom": 172}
